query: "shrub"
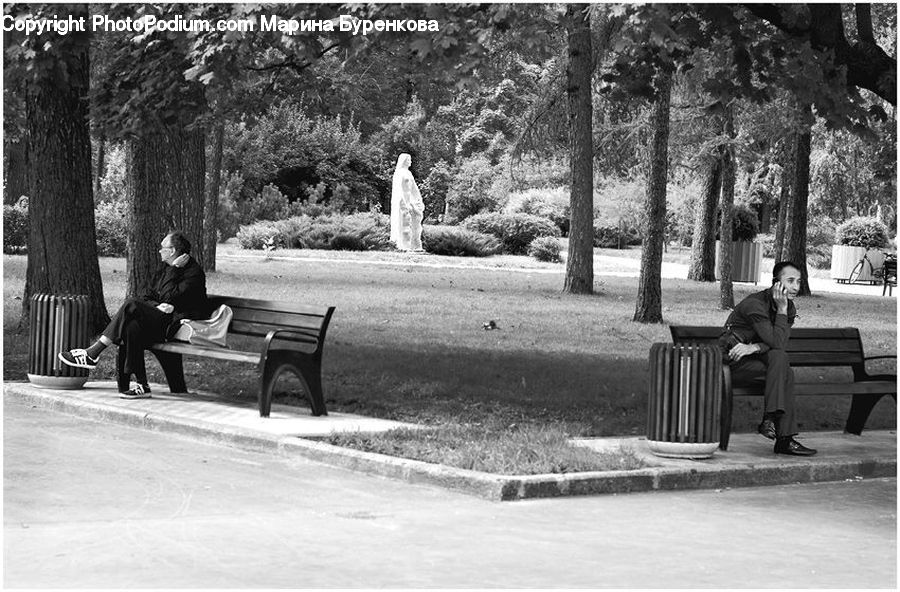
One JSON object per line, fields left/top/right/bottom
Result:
{"left": 592, "top": 220, "right": 642, "bottom": 249}
{"left": 420, "top": 160, "right": 453, "bottom": 222}
{"left": 807, "top": 244, "right": 833, "bottom": 270}
{"left": 94, "top": 201, "right": 128, "bottom": 256}
{"left": 216, "top": 171, "right": 246, "bottom": 240}
{"left": 330, "top": 233, "right": 365, "bottom": 251}
{"left": 528, "top": 236, "right": 562, "bottom": 263}
{"left": 291, "top": 213, "right": 391, "bottom": 251}
{"left": 3, "top": 197, "right": 28, "bottom": 253}
{"left": 462, "top": 212, "right": 560, "bottom": 255}
{"left": 236, "top": 222, "right": 285, "bottom": 250}
{"left": 503, "top": 187, "right": 570, "bottom": 235}
{"left": 835, "top": 216, "right": 890, "bottom": 249}
{"left": 421, "top": 225, "right": 500, "bottom": 257}
{"left": 96, "top": 143, "right": 127, "bottom": 204}
{"left": 718, "top": 203, "right": 760, "bottom": 241}
{"left": 445, "top": 156, "right": 504, "bottom": 222}
{"left": 245, "top": 184, "right": 290, "bottom": 222}
{"left": 224, "top": 102, "right": 382, "bottom": 210}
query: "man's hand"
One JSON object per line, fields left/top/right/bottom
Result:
{"left": 772, "top": 281, "right": 789, "bottom": 314}
{"left": 728, "top": 342, "right": 758, "bottom": 362}
{"left": 156, "top": 303, "right": 174, "bottom": 314}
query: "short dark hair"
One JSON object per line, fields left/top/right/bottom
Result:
{"left": 772, "top": 260, "right": 801, "bottom": 283}
{"left": 167, "top": 231, "right": 191, "bottom": 255}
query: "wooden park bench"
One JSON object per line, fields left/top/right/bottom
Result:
{"left": 148, "top": 295, "right": 335, "bottom": 417}
{"left": 670, "top": 326, "right": 896, "bottom": 450}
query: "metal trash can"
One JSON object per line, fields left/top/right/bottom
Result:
{"left": 647, "top": 343, "right": 722, "bottom": 459}
{"left": 27, "top": 293, "right": 90, "bottom": 389}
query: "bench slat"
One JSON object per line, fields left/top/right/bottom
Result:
{"left": 784, "top": 352, "right": 864, "bottom": 365}
{"left": 151, "top": 342, "right": 261, "bottom": 364}
{"left": 783, "top": 339, "right": 863, "bottom": 353}
{"left": 229, "top": 320, "right": 321, "bottom": 343}
{"left": 208, "top": 295, "right": 330, "bottom": 318}
{"left": 671, "top": 326, "right": 863, "bottom": 341}
{"left": 674, "top": 337, "right": 863, "bottom": 354}
{"left": 229, "top": 308, "right": 327, "bottom": 331}
{"left": 734, "top": 381, "right": 897, "bottom": 397}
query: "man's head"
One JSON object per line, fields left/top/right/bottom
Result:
{"left": 159, "top": 231, "right": 191, "bottom": 264}
{"left": 772, "top": 260, "right": 802, "bottom": 299}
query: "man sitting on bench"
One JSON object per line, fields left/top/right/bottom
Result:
{"left": 58, "top": 231, "right": 207, "bottom": 399}
{"left": 719, "top": 260, "right": 817, "bottom": 457}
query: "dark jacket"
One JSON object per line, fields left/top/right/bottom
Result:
{"left": 722, "top": 288, "right": 796, "bottom": 355}
{"left": 142, "top": 256, "right": 208, "bottom": 335}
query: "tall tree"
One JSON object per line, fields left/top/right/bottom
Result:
{"left": 634, "top": 73, "right": 672, "bottom": 323}
{"left": 686, "top": 140, "right": 723, "bottom": 282}
{"left": 563, "top": 4, "right": 594, "bottom": 294}
{"left": 92, "top": 4, "right": 212, "bottom": 295}
{"left": 203, "top": 121, "right": 226, "bottom": 273}
{"left": 717, "top": 105, "right": 737, "bottom": 309}
{"left": 6, "top": 3, "right": 109, "bottom": 331}
{"left": 783, "top": 103, "right": 814, "bottom": 296}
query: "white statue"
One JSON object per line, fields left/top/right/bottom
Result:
{"left": 390, "top": 153, "right": 425, "bottom": 251}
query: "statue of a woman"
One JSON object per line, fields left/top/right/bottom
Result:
{"left": 390, "top": 153, "right": 425, "bottom": 251}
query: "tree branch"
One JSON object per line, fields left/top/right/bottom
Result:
{"left": 744, "top": 3, "right": 896, "bottom": 105}
{"left": 855, "top": 4, "right": 875, "bottom": 44}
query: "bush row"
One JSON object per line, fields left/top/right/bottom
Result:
{"left": 235, "top": 212, "right": 569, "bottom": 260}
{"left": 3, "top": 198, "right": 128, "bottom": 256}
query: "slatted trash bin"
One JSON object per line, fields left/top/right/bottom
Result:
{"left": 647, "top": 343, "right": 722, "bottom": 459}
{"left": 27, "top": 293, "right": 90, "bottom": 389}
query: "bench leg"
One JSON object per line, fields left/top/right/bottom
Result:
{"left": 845, "top": 393, "right": 895, "bottom": 435}
{"left": 719, "top": 392, "right": 733, "bottom": 451}
{"left": 149, "top": 350, "right": 188, "bottom": 393}
{"left": 259, "top": 351, "right": 328, "bottom": 418}
{"left": 719, "top": 373, "right": 733, "bottom": 451}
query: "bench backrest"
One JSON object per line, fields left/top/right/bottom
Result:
{"left": 670, "top": 325, "right": 865, "bottom": 367}
{"left": 207, "top": 295, "right": 334, "bottom": 348}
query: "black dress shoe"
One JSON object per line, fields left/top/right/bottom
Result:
{"left": 757, "top": 418, "right": 776, "bottom": 440}
{"left": 774, "top": 437, "right": 817, "bottom": 456}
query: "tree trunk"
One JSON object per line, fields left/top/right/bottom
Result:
{"left": 3, "top": 137, "right": 28, "bottom": 205}
{"left": 22, "top": 11, "right": 109, "bottom": 333}
{"left": 773, "top": 137, "right": 794, "bottom": 262}
{"left": 758, "top": 200, "right": 771, "bottom": 234}
{"left": 633, "top": 73, "right": 672, "bottom": 324}
{"left": 563, "top": 4, "right": 594, "bottom": 295}
{"left": 126, "top": 124, "right": 206, "bottom": 298}
{"left": 717, "top": 107, "right": 737, "bottom": 310}
{"left": 784, "top": 107, "right": 813, "bottom": 296}
{"left": 94, "top": 132, "right": 105, "bottom": 199}
{"left": 203, "top": 121, "right": 225, "bottom": 273}
{"left": 687, "top": 125, "right": 723, "bottom": 282}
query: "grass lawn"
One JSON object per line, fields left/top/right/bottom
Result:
{"left": 4, "top": 248, "right": 896, "bottom": 472}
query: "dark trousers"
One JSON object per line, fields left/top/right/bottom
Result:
{"left": 730, "top": 349, "right": 797, "bottom": 437}
{"left": 102, "top": 298, "right": 172, "bottom": 390}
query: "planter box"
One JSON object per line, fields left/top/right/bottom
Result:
{"left": 831, "top": 245, "right": 885, "bottom": 283}
{"left": 715, "top": 240, "right": 762, "bottom": 284}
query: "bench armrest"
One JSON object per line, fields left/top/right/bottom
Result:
{"left": 864, "top": 355, "right": 897, "bottom": 362}
{"left": 261, "top": 328, "right": 320, "bottom": 357}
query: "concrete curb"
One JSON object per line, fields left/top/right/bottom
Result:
{"left": 7, "top": 385, "right": 895, "bottom": 501}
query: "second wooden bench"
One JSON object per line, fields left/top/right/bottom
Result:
{"left": 670, "top": 325, "right": 896, "bottom": 450}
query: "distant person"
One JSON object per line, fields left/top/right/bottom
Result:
{"left": 59, "top": 231, "right": 207, "bottom": 399}
{"left": 719, "top": 260, "right": 816, "bottom": 456}
{"left": 390, "top": 153, "right": 425, "bottom": 251}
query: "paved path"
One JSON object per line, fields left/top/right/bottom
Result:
{"left": 5, "top": 398, "right": 895, "bottom": 588}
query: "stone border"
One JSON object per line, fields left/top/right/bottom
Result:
{"left": 7, "top": 385, "right": 896, "bottom": 501}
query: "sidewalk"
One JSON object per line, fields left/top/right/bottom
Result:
{"left": 6, "top": 380, "right": 895, "bottom": 501}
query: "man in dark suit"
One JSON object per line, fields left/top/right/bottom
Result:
{"left": 59, "top": 231, "right": 207, "bottom": 399}
{"left": 720, "top": 260, "right": 816, "bottom": 456}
